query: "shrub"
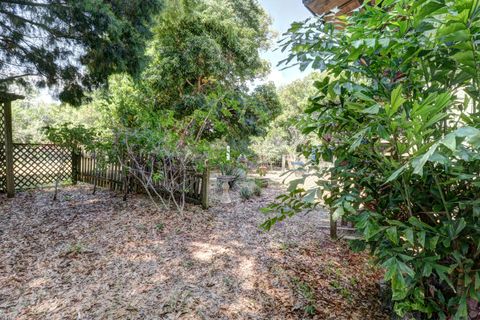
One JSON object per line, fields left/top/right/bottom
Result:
{"left": 240, "top": 186, "right": 253, "bottom": 201}
{"left": 263, "top": 1, "right": 480, "bottom": 318}
{"left": 254, "top": 178, "right": 269, "bottom": 188}
{"left": 253, "top": 185, "right": 262, "bottom": 197}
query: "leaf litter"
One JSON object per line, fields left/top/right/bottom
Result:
{"left": 0, "top": 181, "right": 388, "bottom": 319}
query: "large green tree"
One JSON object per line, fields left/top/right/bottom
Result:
{"left": 0, "top": 0, "right": 163, "bottom": 104}
{"left": 99, "top": 0, "right": 281, "bottom": 148}
{"left": 144, "top": 0, "right": 272, "bottom": 117}
{"left": 251, "top": 73, "right": 320, "bottom": 162}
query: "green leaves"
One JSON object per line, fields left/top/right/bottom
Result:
{"left": 269, "top": 0, "right": 480, "bottom": 318}
{"left": 387, "top": 85, "right": 406, "bottom": 117}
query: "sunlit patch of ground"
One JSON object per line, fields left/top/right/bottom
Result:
{"left": 0, "top": 177, "right": 388, "bottom": 319}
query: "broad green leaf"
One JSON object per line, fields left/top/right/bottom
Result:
{"left": 389, "top": 85, "right": 406, "bottom": 116}
{"left": 386, "top": 165, "right": 407, "bottom": 183}
{"left": 441, "top": 133, "right": 456, "bottom": 151}
{"left": 417, "top": 231, "right": 426, "bottom": 248}
{"left": 404, "top": 228, "right": 415, "bottom": 246}
{"left": 288, "top": 178, "right": 304, "bottom": 192}
{"left": 454, "top": 218, "right": 467, "bottom": 237}
{"left": 392, "top": 272, "right": 408, "bottom": 301}
{"left": 386, "top": 227, "right": 399, "bottom": 245}
{"left": 452, "top": 51, "right": 476, "bottom": 68}
{"left": 475, "top": 272, "right": 480, "bottom": 290}
{"left": 455, "top": 295, "right": 468, "bottom": 319}
{"left": 413, "top": 142, "right": 439, "bottom": 176}
{"left": 361, "top": 104, "right": 380, "bottom": 114}
{"left": 332, "top": 206, "right": 344, "bottom": 221}
{"left": 303, "top": 189, "right": 317, "bottom": 203}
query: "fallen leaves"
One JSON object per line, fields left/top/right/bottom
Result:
{"left": 0, "top": 180, "right": 388, "bottom": 319}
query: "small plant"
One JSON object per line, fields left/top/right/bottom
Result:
{"left": 253, "top": 185, "right": 262, "bottom": 197}
{"left": 239, "top": 186, "right": 253, "bottom": 201}
{"left": 254, "top": 177, "right": 269, "bottom": 188}
{"left": 330, "top": 280, "right": 341, "bottom": 290}
{"left": 293, "top": 278, "right": 317, "bottom": 316}
{"left": 65, "top": 242, "right": 86, "bottom": 256}
{"left": 219, "top": 162, "right": 247, "bottom": 189}
{"left": 257, "top": 165, "right": 267, "bottom": 176}
{"left": 155, "top": 223, "right": 165, "bottom": 231}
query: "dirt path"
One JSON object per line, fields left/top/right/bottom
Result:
{"left": 0, "top": 181, "right": 388, "bottom": 319}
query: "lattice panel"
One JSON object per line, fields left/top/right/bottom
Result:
{"left": 13, "top": 144, "right": 72, "bottom": 190}
{"left": 0, "top": 104, "right": 6, "bottom": 193}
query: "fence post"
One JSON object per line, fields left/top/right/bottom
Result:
{"left": 201, "top": 167, "right": 210, "bottom": 209}
{"left": 3, "top": 101, "right": 14, "bottom": 198}
{"left": 330, "top": 211, "right": 337, "bottom": 240}
{"left": 71, "top": 150, "right": 80, "bottom": 184}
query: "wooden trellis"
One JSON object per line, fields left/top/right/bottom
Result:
{"left": 12, "top": 143, "right": 72, "bottom": 191}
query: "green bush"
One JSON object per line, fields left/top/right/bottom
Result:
{"left": 253, "top": 185, "right": 262, "bottom": 197}
{"left": 263, "top": 1, "right": 480, "bottom": 318}
{"left": 240, "top": 186, "right": 253, "bottom": 201}
{"left": 254, "top": 178, "right": 269, "bottom": 188}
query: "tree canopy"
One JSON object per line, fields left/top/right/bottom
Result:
{"left": 144, "top": 0, "right": 272, "bottom": 117}
{"left": 251, "top": 73, "right": 320, "bottom": 162}
{"left": 91, "top": 0, "right": 281, "bottom": 150}
{"left": 0, "top": 0, "right": 163, "bottom": 104}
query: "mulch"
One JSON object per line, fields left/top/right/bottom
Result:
{"left": 0, "top": 182, "right": 388, "bottom": 319}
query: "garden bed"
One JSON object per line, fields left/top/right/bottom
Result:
{"left": 0, "top": 182, "right": 388, "bottom": 319}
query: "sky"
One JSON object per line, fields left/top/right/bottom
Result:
{"left": 257, "top": 0, "right": 313, "bottom": 86}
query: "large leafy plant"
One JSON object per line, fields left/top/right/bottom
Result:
{"left": 263, "top": 0, "right": 480, "bottom": 318}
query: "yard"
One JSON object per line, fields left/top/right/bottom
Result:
{"left": 0, "top": 177, "right": 387, "bottom": 319}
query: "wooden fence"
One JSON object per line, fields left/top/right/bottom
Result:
{"left": 0, "top": 142, "right": 209, "bottom": 208}
{"left": 0, "top": 104, "right": 7, "bottom": 193}
{"left": 76, "top": 153, "right": 209, "bottom": 208}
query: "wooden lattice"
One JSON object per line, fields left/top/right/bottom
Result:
{"left": 0, "top": 104, "right": 6, "bottom": 193}
{"left": 13, "top": 143, "right": 72, "bottom": 190}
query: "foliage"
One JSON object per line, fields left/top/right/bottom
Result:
{"left": 240, "top": 186, "right": 253, "bottom": 201}
{"left": 263, "top": 0, "right": 480, "bottom": 318}
{"left": 0, "top": 0, "right": 163, "bottom": 104}
{"left": 43, "top": 123, "right": 98, "bottom": 154}
{"left": 12, "top": 98, "right": 102, "bottom": 143}
{"left": 251, "top": 73, "right": 320, "bottom": 163}
{"left": 146, "top": 0, "right": 270, "bottom": 113}
{"left": 254, "top": 178, "right": 269, "bottom": 189}
{"left": 253, "top": 185, "right": 262, "bottom": 197}
{"left": 142, "top": 0, "right": 281, "bottom": 146}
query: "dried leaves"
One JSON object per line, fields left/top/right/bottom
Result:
{"left": 0, "top": 181, "right": 387, "bottom": 319}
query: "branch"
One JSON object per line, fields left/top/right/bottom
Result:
{"left": 0, "top": 73, "right": 38, "bottom": 83}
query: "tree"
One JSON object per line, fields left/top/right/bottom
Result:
{"left": 0, "top": 0, "right": 163, "bottom": 104}
{"left": 251, "top": 73, "right": 320, "bottom": 162}
{"left": 98, "top": 0, "right": 280, "bottom": 149}
{"left": 264, "top": 0, "right": 480, "bottom": 318}
{"left": 144, "top": 0, "right": 272, "bottom": 117}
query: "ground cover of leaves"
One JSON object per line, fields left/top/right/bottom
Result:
{"left": 0, "top": 181, "right": 389, "bottom": 319}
